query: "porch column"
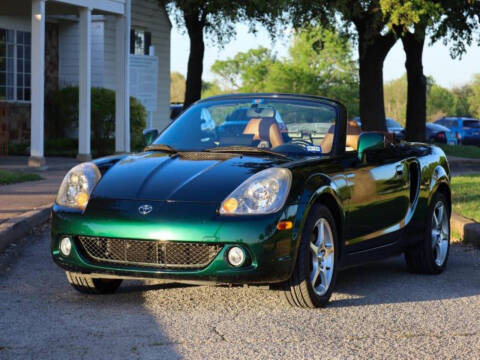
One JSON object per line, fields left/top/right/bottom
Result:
{"left": 115, "top": 0, "right": 131, "bottom": 153}
{"left": 77, "top": 7, "right": 92, "bottom": 161}
{"left": 29, "top": 0, "right": 46, "bottom": 167}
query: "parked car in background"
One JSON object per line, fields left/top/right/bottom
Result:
{"left": 353, "top": 117, "right": 406, "bottom": 140}
{"left": 434, "top": 117, "right": 480, "bottom": 145}
{"left": 170, "top": 103, "right": 184, "bottom": 120}
{"left": 426, "top": 123, "right": 458, "bottom": 145}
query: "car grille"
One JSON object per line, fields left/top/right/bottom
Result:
{"left": 77, "top": 236, "right": 222, "bottom": 269}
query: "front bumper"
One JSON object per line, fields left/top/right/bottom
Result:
{"left": 51, "top": 199, "right": 302, "bottom": 284}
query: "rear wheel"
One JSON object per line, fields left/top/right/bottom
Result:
{"left": 66, "top": 271, "right": 123, "bottom": 294}
{"left": 281, "top": 204, "right": 338, "bottom": 308}
{"left": 405, "top": 192, "right": 450, "bottom": 274}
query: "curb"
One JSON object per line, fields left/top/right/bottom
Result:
{"left": 448, "top": 157, "right": 480, "bottom": 175}
{"left": 451, "top": 212, "right": 480, "bottom": 247}
{"left": 0, "top": 205, "right": 51, "bottom": 254}
{"left": 448, "top": 156, "right": 480, "bottom": 164}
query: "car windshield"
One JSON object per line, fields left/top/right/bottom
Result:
{"left": 153, "top": 97, "right": 338, "bottom": 156}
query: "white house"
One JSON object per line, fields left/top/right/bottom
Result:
{"left": 0, "top": 0, "right": 171, "bottom": 166}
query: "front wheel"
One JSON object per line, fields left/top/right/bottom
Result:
{"left": 404, "top": 192, "right": 450, "bottom": 274}
{"left": 66, "top": 272, "right": 123, "bottom": 294}
{"left": 281, "top": 204, "right": 339, "bottom": 308}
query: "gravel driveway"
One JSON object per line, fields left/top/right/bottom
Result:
{"left": 1, "top": 227, "right": 480, "bottom": 359}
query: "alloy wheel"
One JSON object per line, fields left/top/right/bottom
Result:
{"left": 431, "top": 201, "right": 449, "bottom": 267}
{"left": 310, "top": 218, "right": 335, "bottom": 296}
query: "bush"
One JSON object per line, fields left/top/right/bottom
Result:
{"left": 45, "top": 138, "right": 78, "bottom": 157}
{"left": 46, "top": 87, "right": 146, "bottom": 156}
{"left": 8, "top": 139, "right": 78, "bottom": 157}
{"left": 7, "top": 142, "right": 29, "bottom": 156}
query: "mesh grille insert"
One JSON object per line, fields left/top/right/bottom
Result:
{"left": 77, "top": 236, "right": 222, "bottom": 269}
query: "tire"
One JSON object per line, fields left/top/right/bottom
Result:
{"left": 281, "top": 204, "right": 339, "bottom": 308}
{"left": 66, "top": 271, "right": 122, "bottom": 294}
{"left": 404, "top": 192, "right": 450, "bottom": 274}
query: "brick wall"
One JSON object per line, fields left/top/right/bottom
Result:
{"left": 0, "top": 102, "right": 30, "bottom": 143}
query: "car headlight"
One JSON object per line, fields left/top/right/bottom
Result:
{"left": 56, "top": 162, "right": 101, "bottom": 211}
{"left": 220, "top": 168, "right": 292, "bottom": 215}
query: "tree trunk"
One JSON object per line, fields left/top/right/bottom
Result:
{"left": 402, "top": 28, "right": 426, "bottom": 142}
{"left": 357, "top": 26, "right": 396, "bottom": 132}
{"left": 183, "top": 12, "right": 205, "bottom": 109}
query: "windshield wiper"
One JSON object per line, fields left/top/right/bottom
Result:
{"left": 206, "top": 146, "right": 289, "bottom": 159}
{"left": 144, "top": 144, "right": 179, "bottom": 154}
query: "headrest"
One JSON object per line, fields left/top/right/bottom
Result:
{"left": 246, "top": 107, "right": 275, "bottom": 118}
{"left": 347, "top": 120, "right": 362, "bottom": 135}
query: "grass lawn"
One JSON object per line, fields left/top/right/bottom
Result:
{"left": 0, "top": 170, "right": 43, "bottom": 185}
{"left": 451, "top": 173, "right": 480, "bottom": 222}
{"left": 438, "top": 144, "right": 480, "bottom": 159}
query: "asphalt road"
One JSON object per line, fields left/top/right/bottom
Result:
{"left": 1, "top": 227, "right": 480, "bottom": 360}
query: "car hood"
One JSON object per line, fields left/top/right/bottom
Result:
{"left": 91, "top": 151, "right": 286, "bottom": 203}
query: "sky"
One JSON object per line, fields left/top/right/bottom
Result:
{"left": 170, "top": 23, "right": 480, "bottom": 89}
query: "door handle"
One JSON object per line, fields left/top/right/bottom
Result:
{"left": 396, "top": 164, "right": 404, "bottom": 177}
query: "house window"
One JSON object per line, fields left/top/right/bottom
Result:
{"left": 0, "top": 28, "right": 31, "bottom": 102}
{"left": 130, "top": 29, "right": 151, "bottom": 55}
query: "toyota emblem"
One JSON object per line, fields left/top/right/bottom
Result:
{"left": 138, "top": 204, "right": 153, "bottom": 216}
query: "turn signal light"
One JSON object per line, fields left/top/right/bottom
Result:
{"left": 75, "top": 192, "right": 89, "bottom": 209}
{"left": 222, "top": 197, "right": 238, "bottom": 214}
{"left": 277, "top": 221, "right": 293, "bottom": 231}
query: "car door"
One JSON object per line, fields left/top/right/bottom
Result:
{"left": 343, "top": 147, "right": 410, "bottom": 251}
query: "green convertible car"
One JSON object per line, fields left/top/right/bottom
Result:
{"left": 51, "top": 94, "right": 451, "bottom": 308}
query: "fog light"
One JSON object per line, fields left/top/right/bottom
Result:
{"left": 227, "top": 246, "right": 246, "bottom": 267}
{"left": 60, "top": 237, "right": 72, "bottom": 256}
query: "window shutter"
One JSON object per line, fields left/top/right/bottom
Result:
{"left": 130, "top": 29, "right": 135, "bottom": 54}
{"left": 144, "top": 32, "right": 151, "bottom": 55}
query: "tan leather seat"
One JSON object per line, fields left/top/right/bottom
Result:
{"left": 346, "top": 120, "right": 362, "bottom": 150}
{"left": 320, "top": 133, "right": 334, "bottom": 153}
{"left": 320, "top": 120, "right": 362, "bottom": 153}
{"left": 243, "top": 118, "right": 284, "bottom": 148}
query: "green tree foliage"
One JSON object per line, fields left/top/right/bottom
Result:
{"left": 381, "top": 1, "right": 438, "bottom": 141}
{"left": 201, "top": 80, "right": 224, "bottom": 98}
{"left": 452, "top": 85, "right": 473, "bottom": 117}
{"left": 267, "top": 28, "right": 359, "bottom": 114}
{"left": 468, "top": 74, "right": 480, "bottom": 119}
{"left": 212, "top": 47, "right": 277, "bottom": 92}
{"left": 380, "top": 0, "right": 480, "bottom": 141}
{"left": 427, "top": 82, "right": 457, "bottom": 121}
{"left": 384, "top": 74, "right": 477, "bottom": 124}
{"left": 170, "top": 72, "right": 186, "bottom": 103}
{"left": 160, "top": 1, "right": 278, "bottom": 108}
{"left": 381, "top": 0, "right": 441, "bottom": 31}
{"left": 384, "top": 76, "right": 407, "bottom": 125}
{"left": 211, "top": 27, "right": 359, "bottom": 116}
{"left": 286, "top": 0, "right": 397, "bottom": 131}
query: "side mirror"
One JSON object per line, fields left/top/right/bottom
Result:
{"left": 142, "top": 128, "right": 159, "bottom": 147}
{"left": 357, "top": 132, "right": 386, "bottom": 162}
